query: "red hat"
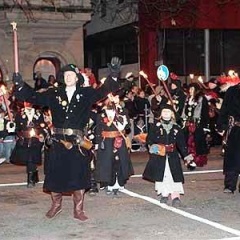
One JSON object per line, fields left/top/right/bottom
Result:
{"left": 170, "top": 72, "right": 178, "bottom": 80}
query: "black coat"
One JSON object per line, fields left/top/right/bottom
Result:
{"left": 217, "top": 84, "right": 240, "bottom": 172}
{"left": 143, "top": 120, "right": 188, "bottom": 183}
{"left": 95, "top": 107, "right": 134, "bottom": 184}
{"left": 10, "top": 108, "right": 45, "bottom": 165}
{"left": 14, "top": 77, "right": 120, "bottom": 192}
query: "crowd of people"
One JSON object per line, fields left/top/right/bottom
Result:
{"left": 0, "top": 57, "right": 239, "bottom": 220}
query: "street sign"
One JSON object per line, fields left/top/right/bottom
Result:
{"left": 157, "top": 65, "right": 169, "bottom": 81}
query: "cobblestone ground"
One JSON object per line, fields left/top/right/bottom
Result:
{"left": 1, "top": 146, "right": 240, "bottom": 240}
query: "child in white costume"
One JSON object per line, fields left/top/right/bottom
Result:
{"left": 143, "top": 104, "right": 195, "bottom": 206}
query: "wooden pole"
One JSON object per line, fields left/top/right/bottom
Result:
{"left": 11, "top": 22, "right": 19, "bottom": 73}
{"left": 139, "top": 71, "right": 157, "bottom": 95}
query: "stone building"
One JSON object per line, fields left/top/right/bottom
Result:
{"left": 0, "top": 0, "right": 92, "bottom": 86}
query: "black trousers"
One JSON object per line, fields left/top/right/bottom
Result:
{"left": 224, "top": 171, "right": 239, "bottom": 192}
{"left": 26, "top": 160, "right": 37, "bottom": 173}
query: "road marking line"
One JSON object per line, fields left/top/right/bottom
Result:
{"left": 131, "top": 169, "right": 223, "bottom": 178}
{"left": 120, "top": 188, "right": 240, "bottom": 237}
{"left": 0, "top": 170, "right": 223, "bottom": 186}
{"left": 215, "top": 237, "right": 240, "bottom": 240}
{"left": 0, "top": 181, "right": 44, "bottom": 187}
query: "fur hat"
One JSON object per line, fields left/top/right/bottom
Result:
{"left": 159, "top": 103, "right": 174, "bottom": 113}
{"left": 170, "top": 72, "right": 181, "bottom": 89}
{"left": 57, "top": 64, "right": 84, "bottom": 85}
{"left": 171, "top": 79, "right": 182, "bottom": 89}
{"left": 155, "top": 103, "right": 175, "bottom": 119}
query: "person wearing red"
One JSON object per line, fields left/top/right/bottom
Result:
{"left": 181, "top": 83, "right": 210, "bottom": 167}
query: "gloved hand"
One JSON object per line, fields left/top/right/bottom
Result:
{"left": 12, "top": 73, "right": 24, "bottom": 88}
{"left": 149, "top": 144, "right": 159, "bottom": 154}
{"left": 107, "top": 56, "right": 121, "bottom": 78}
{"left": 184, "top": 153, "right": 194, "bottom": 163}
{"left": 184, "top": 154, "right": 196, "bottom": 170}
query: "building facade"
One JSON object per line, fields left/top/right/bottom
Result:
{"left": 139, "top": 0, "right": 240, "bottom": 84}
{"left": 85, "top": 0, "right": 240, "bottom": 86}
{"left": 0, "top": 0, "right": 92, "bottom": 85}
{"left": 84, "top": 0, "right": 139, "bottom": 81}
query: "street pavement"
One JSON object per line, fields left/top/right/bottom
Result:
{"left": 1, "top": 146, "right": 240, "bottom": 240}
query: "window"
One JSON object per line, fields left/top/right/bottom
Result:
{"left": 124, "top": 40, "right": 138, "bottom": 64}
{"left": 222, "top": 30, "right": 240, "bottom": 72}
{"left": 185, "top": 30, "right": 204, "bottom": 75}
{"left": 164, "top": 30, "right": 184, "bottom": 75}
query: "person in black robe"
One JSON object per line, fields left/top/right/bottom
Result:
{"left": 10, "top": 102, "right": 46, "bottom": 187}
{"left": 217, "top": 83, "right": 240, "bottom": 193}
{"left": 12, "top": 57, "right": 121, "bottom": 221}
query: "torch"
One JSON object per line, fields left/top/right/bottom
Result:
{"left": 156, "top": 65, "right": 176, "bottom": 110}
{"left": 139, "top": 71, "right": 157, "bottom": 95}
{"left": 11, "top": 22, "right": 19, "bottom": 73}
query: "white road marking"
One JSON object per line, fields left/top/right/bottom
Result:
{"left": 120, "top": 188, "right": 240, "bottom": 237}
{"left": 1, "top": 170, "right": 239, "bottom": 238}
{"left": 0, "top": 181, "right": 44, "bottom": 187}
{"left": 0, "top": 170, "right": 223, "bottom": 186}
{"left": 214, "top": 237, "right": 240, "bottom": 240}
{"left": 131, "top": 169, "right": 223, "bottom": 178}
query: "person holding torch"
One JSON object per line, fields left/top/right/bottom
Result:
{"left": 12, "top": 57, "right": 121, "bottom": 221}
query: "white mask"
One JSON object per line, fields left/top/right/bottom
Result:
{"left": 161, "top": 109, "right": 172, "bottom": 121}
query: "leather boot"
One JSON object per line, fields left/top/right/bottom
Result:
{"left": 27, "top": 172, "right": 35, "bottom": 188}
{"left": 46, "top": 192, "right": 62, "bottom": 218}
{"left": 33, "top": 170, "right": 39, "bottom": 183}
{"left": 73, "top": 190, "right": 88, "bottom": 221}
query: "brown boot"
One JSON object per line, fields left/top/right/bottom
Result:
{"left": 73, "top": 190, "right": 88, "bottom": 221}
{"left": 46, "top": 192, "right": 62, "bottom": 218}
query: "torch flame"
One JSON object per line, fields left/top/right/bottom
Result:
{"left": 29, "top": 128, "right": 36, "bottom": 137}
{"left": 228, "top": 70, "right": 236, "bottom": 78}
{"left": 189, "top": 74, "right": 194, "bottom": 80}
{"left": 125, "top": 72, "right": 133, "bottom": 79}
{"left": 100, "top": 77, "right": 106, "bottom": 84}
{"left": 0, "top": 85, "right": 7, "bottom": 95}
{"left": 139, "top": 70, "right": 148, "bottom": 79}
{"left": 198, "top": 76, "right": 203, "bottom": 83}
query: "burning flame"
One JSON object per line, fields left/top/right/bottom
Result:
{"left": 29, "top": 128, "right": 36, "bottom": 137}
{"left": 189, "top": 74, "right": 194, "bottom": 80}
{"left": 100, "top": 77, "right": 106, "bottom": 84}
{"left": 228, "top": 70, "right": 236, "bottom": 78}
{"left": 139, "top": 70, "right": 148, "bottom": 79}
{"left": 0, "top": 85, "right": 7, "bottom": 95}
{"left": 198, "top": 76, "right": 203, "bottom": 83}
{"left": 125, "top": 72, "right": 133, "bottom": 79}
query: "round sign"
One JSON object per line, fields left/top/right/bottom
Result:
{"left": 157, "top": 65, "right": 169, "bottom": 81}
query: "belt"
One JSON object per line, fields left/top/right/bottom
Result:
{"left": 53, "top": 127, "right": 83, "bottom": 136}
{"left": 158, "top": 143, "right": 176, "bottom": 153}
{"left": 102, "top": 131, "right": 121, "bottom": 138}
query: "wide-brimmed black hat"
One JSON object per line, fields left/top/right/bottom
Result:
{"left": 57, "top": 64, "right": 84, "bottom": 85}
{"left": 171, "top": 79, "right": 182, "bottom": 89}
{"left": 155, "top": 103, "right": 175, "bottom": 119}
{"left": 159, "top": 103, "right": 175, "bottom": 113}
